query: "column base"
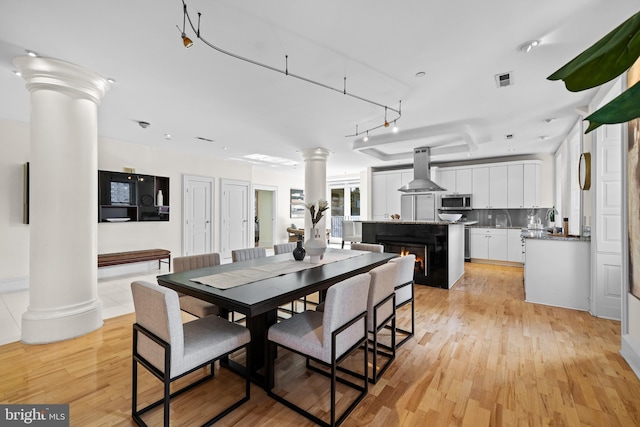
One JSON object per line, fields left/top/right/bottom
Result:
{"left": 20, "top": 299, "right": 103, "bottom": 344}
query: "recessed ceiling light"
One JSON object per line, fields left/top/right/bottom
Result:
{"left": 13, "top": 70, "right": 21, "bottom": 77}
{"left": 107, "top": 77, "right": 116, "bottom": 84}
{"left": 539, "top": 135, "right": 549, "bottom": 140}
{"left": 544, "top": 118, "right": 556, "bottom": 123}
{"left": 466, "top": 153, "right": 472, "bottom": 157}
{"left": 164, "top": 134, "right": 172, "bottom": 140}
{"left": 505, "top": 134, "right": 514, "bottom": 140}
{"left": 508, "top": 148, "right": 516, "bottom": 152}
{"left": 518, "top": 40, "right": 540, "bottom": 53}
{"left": 25, "top": 50, "right": 38, "bottom": 57}
{"left": 415, "top": 71, "right": 426, "bottom": 78}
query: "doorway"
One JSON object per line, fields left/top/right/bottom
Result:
{"left": 329, "top": 181, "right": 360, "bottom": 244}
{"left": 254, "top": 185, "right": 277, "bottom": 248}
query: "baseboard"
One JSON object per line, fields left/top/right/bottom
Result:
{"left": 0, "top": 276, "right": 29, "bottom": 294}
{"left": 621, "top": 333, "right": 640, "bottom": 380}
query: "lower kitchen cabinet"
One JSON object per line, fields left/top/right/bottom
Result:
{"left": 470, "top": 228, "right": 507, "bottom": 261}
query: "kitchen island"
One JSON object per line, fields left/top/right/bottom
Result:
{"left": 522, "top": 232, "right": 591, "bottom": 311}
{"left": 361, "top": 221, "right": 465, "bottom": 289}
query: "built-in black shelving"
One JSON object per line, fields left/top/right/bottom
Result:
{"left": 98, "top": 170, "right": 169, "bottom": 222}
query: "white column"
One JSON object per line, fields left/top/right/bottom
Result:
{"left": 301, "top": 148, "right": 331, "bottom": 242}
{"left": 15, "top": 56, "right": 110, "bottom": 344}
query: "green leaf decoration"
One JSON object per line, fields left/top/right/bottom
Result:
{"left": 548, "top": 11, "right": 640, "bottom": 92}
{"left": 584, "top": 79, "right": 640, "bottom": 133}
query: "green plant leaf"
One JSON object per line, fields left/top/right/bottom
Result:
{"left": 584, "top": 79, "right": 640, "bottom": 132}
{"left": 548, "top": 11, "right": 640, "bottom": 92}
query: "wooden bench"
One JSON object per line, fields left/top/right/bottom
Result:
{"left": 98, "top": 249, "right": 171, "bottom": 271}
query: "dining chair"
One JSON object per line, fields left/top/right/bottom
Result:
{"left": 173, "top": 253, "right": 220, "bottom": 318}
{"left": 232, "top": 247, "right": 266, "bottom": 262}
{"left": 273, "top": 242, "right": 296, "bottom": 254}
{"left": 385, "top": 255, "right": 415, "bottom": 349}
{"left": 267, "top": 273, "right": 371, "bottom": 427}
{"left": 350, "top": 243, "right": 384, "bottom": 253}
{"left": 130, "top": 280, "right": 250, "bottom": 427}
{"left": 341, "top": 220, "right": 362, "bottom": 248}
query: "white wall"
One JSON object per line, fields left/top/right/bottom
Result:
{"left": 0, "top": 119, "right": 30, "bottom": 287}
{"left": 0, "top": 118, "right": 305, "bottom": 289}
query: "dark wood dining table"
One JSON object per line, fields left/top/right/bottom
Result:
{"left": 156, "top": 248, "right": 397, "bottom": 388}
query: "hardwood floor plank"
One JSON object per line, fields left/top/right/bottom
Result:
{"left": 1, "top": 263, "right": 639, "bottom": 426}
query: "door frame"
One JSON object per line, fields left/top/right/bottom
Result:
{"left": 253, "top": 184, "right": 278, "bottom": 248}
{"left": 182, "top": 174, "right": 215, "bottom": 257}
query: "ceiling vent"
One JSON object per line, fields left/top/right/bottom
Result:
{"left": 495, "top": 72, "right": 513, "bottom": 88}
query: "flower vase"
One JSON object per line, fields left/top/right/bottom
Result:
{"left": 292, "top": 238, "right": 306, "bottom": 261}
{"left": 305, "top": 227, "right": 326, "bottom": 263}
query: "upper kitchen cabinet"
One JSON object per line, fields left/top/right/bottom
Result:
{"left": 371, "top": 169, "right": 412, "bottom": 220}
{"left": 507, "top": 164, "right": 525, "bottom": 208}
{"left": 437, "top": 168, "right": 472, "bottom": 194}
{"left": 471, "top": 166, "right": 507, "bottom": 208}
{"left": 523, "top": 163, "right": 541, "bottom": 208}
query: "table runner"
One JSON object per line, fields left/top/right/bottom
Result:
{"left": 191, "top": 250, "right": 366, "bottom": 290}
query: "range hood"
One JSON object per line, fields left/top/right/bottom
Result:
{"left": 398, "top": 147, "right": 447, "bottom": 192}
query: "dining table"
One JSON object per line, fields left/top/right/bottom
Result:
{"left": 156, "top": 248, "right": 397, "bottom": 388}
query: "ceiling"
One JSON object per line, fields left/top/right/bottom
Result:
{"left": 0, "top": 0, "right": 637, "bottom": 177}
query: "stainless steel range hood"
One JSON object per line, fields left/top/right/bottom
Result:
{"left": 398, "top": 147, "right": 447, "bottom": 192}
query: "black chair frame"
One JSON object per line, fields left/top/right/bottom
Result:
{"left": 268, "top": 311, "right": 368, "bottom": 427}
{"left": 380, "top": 279, "right": 415, "bottom": 350}
{"left": 337, "top": 292, "right": 396, "bottom": 384}
{"left": 132, "top": 323, "right": 250, "bottom": 427}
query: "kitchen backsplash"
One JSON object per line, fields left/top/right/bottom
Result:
{"left": 442, "top": 208, "right": 552, "bottom": 228}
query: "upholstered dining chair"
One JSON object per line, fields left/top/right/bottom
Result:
{"left": 231, "top": 247, "right": 266, "bottom": 262}
{"left": 334, "top": 262, "right": 396, "bottom": 384}
{"left": 341, "top": 220, "right": 362, "bottom": 248}
{"left": 130, "top": 280, "right": 250, "bottom": 427}
{"left": 173, "top": 253, "right": 221, "bottom": 318}
{"left": 386, "top": 255, "right": 416, "bottom": 349}
{"left": 350, "top": 243, "right": 384, "bottom": 253}
{"left": 267, "top": 273, "right": 371, "bottom": 427}
{"left": 273, "top": 242, "right": 296, "bottom": 255}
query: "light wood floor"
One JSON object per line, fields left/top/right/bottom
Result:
{"left": 1, "top": 263, "right": 639, "bottom": 426}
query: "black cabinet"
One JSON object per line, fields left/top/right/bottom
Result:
{"left": 98, "top": 171, "right": 170, "bottom": 222}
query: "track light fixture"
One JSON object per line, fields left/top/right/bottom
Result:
{"left": 177, "top": 0, "right": 401, "bottom": 138}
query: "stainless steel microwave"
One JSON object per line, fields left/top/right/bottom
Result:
{"left": 440, "top": 194, "right": 472, "bottom": 210}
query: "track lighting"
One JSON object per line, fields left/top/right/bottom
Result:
{"left": 392, "top": 121, "right": 399, "bottom": 133}
{"left": 177, "top": 0, "right": 401, "bottom": 138}
{"left": 363, "top": 131, "right": 369, "bottom": 142}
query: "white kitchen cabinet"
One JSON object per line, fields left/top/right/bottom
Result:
{"left": 472, "top": 168, "right": 490, "bottom": 208}
{"left": 507, "top": 164, "right": 524, "bottom": 208}
{"left": 507, "top": 229, "right": 524, "bottom": 263}
{"left": 489, "top": 166, "right": 508, "bottom": 208}
{"left": 470, "top": 228, "right": 508, "bottom": 261}
{"left": 372, "top": 170, "right": 410, "bottom": 220}
{"left": 456, "top": 169, "right": 473, "bottom": 194}
{"left": 523, "top": 163, "right": 541, "bottom": 208}
{"left": 438, "top": 168, "right": 472, "bottom": 194}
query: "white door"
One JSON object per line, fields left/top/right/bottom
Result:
{"left": 221, "top": 179, "right": 250, "bottom": 259}
{"left": 183, "top": 175, "right": 214, "bottom": 256}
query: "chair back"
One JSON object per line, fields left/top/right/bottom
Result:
{"left": 131, "top": 281, "right": 184, "bottom": 372}
{"left": 322, "top": 273, "right": 371, "bottom": 357}
{"left": 173, "top": 253, "right": 220, "bottom": 273}
{"left": 232, "top": 247, "right": 267, "bottom": 262}
{"left": 389, "top": 255, "right": 415, "bottom": 305}
{"left": 351, "top": 243, "right": 384, "bottom": 253}
{"left": 367, "top": 263, "right": 397, "bottom": 331}
{"left": 273, "top": 243, "right": 296, "bottom": 255}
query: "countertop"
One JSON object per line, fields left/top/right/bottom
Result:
{"left": 521, "top": 230, "right": 591, "bottom": 242}
{"left": 360, "top": 220, "right": 464, "bottom": 225}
